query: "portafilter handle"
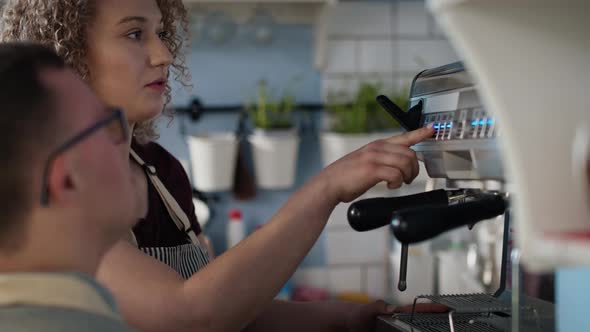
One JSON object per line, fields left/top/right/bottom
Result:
{"left": 392, "top": 195, "right": 507, "bottom": 244}
{"left": 347, "top": 189, "right": 449, "bottom": 232}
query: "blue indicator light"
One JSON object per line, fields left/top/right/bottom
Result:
{"left": 487, "top": 119, "right": 494, "bottom": 125}
{"left": 479, "top": 120, "right": 486, "bottom": 125}
{"left": 434, "top": 124, "right": 440, "bottom": 129}
{"left": 446, "top": 124, "right": 452, "bottom": 128}
{"left": 471, "top": 121, "right": 478, "bottom": 126}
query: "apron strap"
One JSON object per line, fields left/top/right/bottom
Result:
{"left": 130, "top": 149, "right": 200, "bottom": 246}
{"left": 0, "top": 274, "right": 120, "bottom": 321}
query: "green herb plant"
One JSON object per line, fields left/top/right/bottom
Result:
{"left": 248, "top": 80, "right": 295, "bottom": 130}
{"left": 326, "top": 81, "right": 408, "bottom": 134}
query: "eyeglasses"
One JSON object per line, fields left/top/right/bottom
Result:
{"left": 40, "top": 108, "right": 129, "bottom": 206}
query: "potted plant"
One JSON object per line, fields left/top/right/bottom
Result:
{"left": 321, "top": 82, "right": 406, "bottom": 167}
{"left": 185, "top": 98, "right": 239, "bottom": 192}
{"left": 247, "top": 80, "right": 300, "bottom": 190}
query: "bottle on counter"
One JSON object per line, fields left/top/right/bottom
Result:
{"left": 226, "top": 208, "right": 245, "bottom": 250}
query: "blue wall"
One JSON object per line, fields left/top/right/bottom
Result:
{"left": 170, "top": 24, "right": 322, "bottom": 106}
{"left": 158, "top": 24, "right": 326, "bottom": 267}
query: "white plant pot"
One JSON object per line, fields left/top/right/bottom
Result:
{"left": 248, "top": 128, "right": 299, "bottom": 190}
{"left": 187, "top": 133, "right": 237, "bottom": 192}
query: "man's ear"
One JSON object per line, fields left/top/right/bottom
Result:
{"left": 46, "top": 155, "right": 76, "bottom": 206}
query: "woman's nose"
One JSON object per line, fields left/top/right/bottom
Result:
{"left": 149, "top": 39, "right": 173, "bottom": 68}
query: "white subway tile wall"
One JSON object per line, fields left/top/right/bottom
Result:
{"left": 396, "top": 40, "right": 458, "bottom": 72}
{"left": 326, "top": 201, "right": 352, "bottom": 229}
{"left": 292, "top": 267, "right": 330, "bottom": 290}
{"left": 324, "top": 2, "right": 393, "bottom": 37}
{"left": 366, "top": 265, "right": 388, "bottom": 299}
{"left": 328, "top": 266, "right": 364, "bottom": 294}
{"left": 294, "top": 1, "right": 457, "bottom": 301}
{"left": 358, "top": 40, "right": 395, "bottom": 74}
{"left": 325, "top": 227, "right": 389, "bottom": 265}
{"left": 428, "top": 15, "right": 447, "bottom": 38}
{"left": 321, "top": 0, "right": 460, "bottom": 101}
{"left": 325, "top": 40, "right": 357, "bottom": 74}
{"left": 395, "top": 1, "right": 430, "bottom": 37}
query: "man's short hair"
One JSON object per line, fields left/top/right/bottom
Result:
{"left": 0, "top": 42, "right": 65, "bottom": 249}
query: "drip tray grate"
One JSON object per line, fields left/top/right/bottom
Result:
{"left": 395, "top": 313, "right": 505, "bottom": 332}
{"left": 415, "top": 293, "right": 520, "bottom": 314}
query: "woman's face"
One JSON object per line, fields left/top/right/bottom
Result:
{"left": 86, "top": 0, "right": 173, "bottom": 125}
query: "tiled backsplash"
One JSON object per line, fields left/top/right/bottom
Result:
{"left": 319, "top": 1, "right": 459, "bottom": 101}
{"left": 325, "top": 226, "right": 389, "bottom": 265}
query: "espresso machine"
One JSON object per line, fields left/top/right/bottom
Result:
{"left": 347, "top": 62, "right": 555, "bottom": 332}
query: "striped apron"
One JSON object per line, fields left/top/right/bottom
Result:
{"left": 129, "top": 150, "right": 210, "bottom": 279}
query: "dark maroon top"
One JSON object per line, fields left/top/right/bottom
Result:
{"left": 131, "top": 140, "right": 202, "bottom": 248}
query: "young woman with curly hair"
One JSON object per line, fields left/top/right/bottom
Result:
{"left": 0, "top": 0, "right": 436, "bottom": 331}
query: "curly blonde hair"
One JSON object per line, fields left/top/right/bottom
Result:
{"left": 0, "top": 0, "right": 190, "bottom": 143}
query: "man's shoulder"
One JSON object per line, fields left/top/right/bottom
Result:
{"left": 0, "top": 305, "right": 135, "bottom": 331}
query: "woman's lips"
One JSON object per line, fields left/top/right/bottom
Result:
{"left": 146, "top": 80, "right": 166, "bottom": 92}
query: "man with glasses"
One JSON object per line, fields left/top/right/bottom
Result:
{"left": 0, "top": 43, "right": 136, "bottom": 331}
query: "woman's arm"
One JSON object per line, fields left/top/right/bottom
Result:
{"left": 97, "top": 127, "right": 434, "bottom": 332}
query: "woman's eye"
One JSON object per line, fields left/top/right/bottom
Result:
{"left": 127, "top": 31, "right": 142, "bottom": 40}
